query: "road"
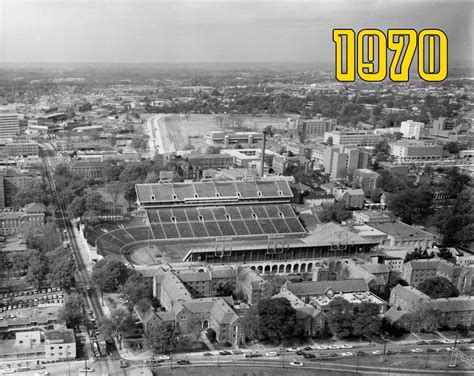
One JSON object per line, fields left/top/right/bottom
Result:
{"left": 39, "top": 143, "right": 130, "bottom": 376}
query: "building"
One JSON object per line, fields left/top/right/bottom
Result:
{"left": 70, "top": 160, "right": 104, "bottom": 179}
{"left": 368, "top": 221, "right": 436, "bottom": 248}
{"left": 400, "top": 120, "right": 424, "bottom": 140}
{"left": 324, "top": 130, "right": 382, "bottom": 147}
{"left": 4, "top": 141, "right": 40, "bottom": 157}
{"left": 296, "top": 117, "right": 337, "bottom": 140}
{"left": 322, "top": 146, "right": 369, "bottom": 179}
{"left": 273, "top": 154, "right": 312, "bottom": 175}
{"left": 44, "top": 329, "right": 76, "bottom": 361}
{"left": 272, "top": 289, "right": 324, "bottom": 336}
{"left": 236, "top": 266, "right": 264, "bottom": 305}
{"left": 332, "top": 187, "right": 365, "bottom": 209}
{"left": 186, "top": 153, "right": 234, "bottom": 170}
{"left": 205, "top": 131, "right": 263, "bottom": 145}
{"left": 0, "top": 203, "right": 47, "bottom": 235}
{"left": 0, "top": 113, "right": 19, "bottom": 139}
{"left": 353, "top": 169, "right": 380, "bottom": 193}
{"left": 221, "top": 148, "right": 278, "bottom": 169}
{"left": 352, "top": 210, "right": 392, "bottom": 225}
{"left": 431, "top": 117, "right": 472, "bottom": 142}
{"left": 388, "top": 141, "right": 443, "bottom": 163}
{"left": 377, "top": 255, "right": 404, "bottom": 272}
{"left": 388, "top": 284, "right": 474, "bottom": 330}
{"left": 402, "top": 259, "right": 472, "bottom": 294}
{"left": 283, "top": 278, "right": 369, "bottom": 303}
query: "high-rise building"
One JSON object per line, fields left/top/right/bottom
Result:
{"left": 0, "top": 113, "right": 20, "bottom": 139}
{"left": 400, "top": 120, "right": 424, "bottom": 140}
{"left": 323, "top": 145, "right": 370, "bottom": 179}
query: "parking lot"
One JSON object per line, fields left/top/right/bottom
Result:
{"left": 0, "top": 287, "right": 64, "bottom": 314}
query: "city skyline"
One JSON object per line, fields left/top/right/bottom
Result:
{"left": 0, "top": 0, "right": 472, "bottom": 66}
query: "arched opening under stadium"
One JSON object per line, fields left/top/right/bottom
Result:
{"left": 293, "top": 264, "right": 299, "bottom": 273}
{"left": 307, "top": 263, "right": 313, "bottom": 272}
{"left": 285, "top": 264, "right": 292, "bottom": 273}
{"left": 300, "top": 263, "right": 306, "bottom": 273}
{"left": 257, "top": 265, "right": 263, "bottom": 274}
{"left": 279, "top": 264, "right": 285, "bottom": 273}
{"left": 202, "top": 320, "right": 209, "bottom": 329}
{"left": 272, "top": 265, "right": 278, "bottom": 274}
{"left": 264, "top": 265, "right": 271, "bottom": 274}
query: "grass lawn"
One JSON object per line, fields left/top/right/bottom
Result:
{"left": 333, "top": 352, "right": 469, "bottom": 371}
{"left": 417, "top": 332, "right": 442, "bottom": 340}
{"left": 152, "top": 365, "right": 353, "bottom": 376}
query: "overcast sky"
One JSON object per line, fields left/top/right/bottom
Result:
{"left": 0, "top": 0, "right": 472, "bottom": 65}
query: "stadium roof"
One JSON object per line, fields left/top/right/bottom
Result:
{"left": 135, "top": 179, "right": 293, "bottom": 204}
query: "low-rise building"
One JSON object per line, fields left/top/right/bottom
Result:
{"left": 388, "top": 284, "right": 474, "bottom": 330}
{"left": 333, "top": 187, "right": 364, "bottom": 209}
{"left": 70, "top": 160, "right": 104, "bottom": 179}
{"left": 0, "top": 202, "right": 46, "bottom": 235}
{"left": 236, "top": 266, "right": 263, "bottom": 305}
{"left": 402, "top": 259, "right": 472, "bottom": 294}
{"left": 44, "top": 329, "right": 76, "bottom": 361}
{"left": 205, "top": 131, "right": 263, "bottom": 145}
{"left": 368, "top": 221, "right": 436, "bottom": 248}
{"left": 324, "top": 130, "right": 382, "bottom": 147}
{"left": 388, "top": 141, "right": 443, "bottom": 163}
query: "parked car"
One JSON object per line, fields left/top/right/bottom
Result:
{"left": 203, "top": 352, "right": 213, "bottom": 356}
{"left": 265, "top": 351, "right": 279, "bottom": 357}
{"left": 303, "top": 352, "right": 315, "bottom": 359}
{"left": 289, "top": 360, "right": 304, "bottom": 367}
{"left": 219, "top": 351, "right": 232, "bottom": 356}
{"left": 176, "top": 360, "right": 190, "bottom": 365}
{"left": 159, "top": 355, "right": 170, "bottom": 360}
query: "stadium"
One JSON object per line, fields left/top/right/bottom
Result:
{"left": 84, "top": 179, "right": 378, "bottom": 274}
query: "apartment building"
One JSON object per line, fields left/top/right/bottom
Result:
{"left": 388, "top": 141, "right": 443, "bottom": 163}
{"left": 0, "top": 113, "right": 19, "bottom": 139}
{"left": 400, "top": 120, "right": 424, "bottom": 140}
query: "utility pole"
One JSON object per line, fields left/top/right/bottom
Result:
{"left": 448, "top": 333, "right": 459, "bottom": 368}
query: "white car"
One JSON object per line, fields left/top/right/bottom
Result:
{"left": 78, "top": 368, "right": 95, "bottom": 373}
{"left": 159, "top": 355, "right": 171, "bottom": 360}
{"left": 2, "top": 369, "right": 16, "bottom": 374}
{"left": 341, "top": 352, "right": 354, "bottom": 357}
{"left": 316, "top": 345, "right": 328, "bottom": 350}
{"left": 341, "top": 344, "right": 353, "bottom": 349}
{"left": 371, "top": 350, "right": 382, "bottom": 355}
{"left": 329, "top": 345, "right": 341, "bottom": 349}
{"left": 265, "top": 351, "right": 279, "bottom": 357}
{"left": 411, "top": 348, "right": 423, "bottom": 353}
{"left": 442, "top": 339, "right": 454, "bottom": 344}
{"left": 289, "top": 360, "right": 304, "bottom": 367}
{"left": 34, "top": 371, "right": 50, "bottom": 376}
{"left": 286, "top": 347, "right": 299, "bottom": 352}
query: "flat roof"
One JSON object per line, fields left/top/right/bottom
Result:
{"left": 369, "top": 221, "right": 435, "bottom": 239}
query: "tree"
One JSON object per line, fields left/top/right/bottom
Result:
{"left": 146, "top": 322, "right": 179, "bottom": 353}
{"left": 418, "top": 277, "right": 459, "bottom": 299}
{"left": 58, "top": 293, "right": 85, "bottom": 328}
{"left": 325, "top": 297, "right": 354, "bottom": 338}
{"left": 326, "top": 297, "right": 382, "bottom": 339}
{"left": 388, "top": 187, "right": 434, "bottom": 224}
{"left": 67, "top": 196, "right": 86, "bottom": 219}
{"left": 26, "top": 251, "right": 49, "bottom": 288}
{"left": 92, "top": 259, "right": 129, "bottom": 294}
{"left": 206, "top": 145, "right": 222, "bottom": 154}
{"left": 257, "top": 298, "right": 296, "bottom": 343}
{"left": 261, "top": 275, "right": 287, "bottom": 299}
{"left": 456, "top": 324, "right": 469, "bottom": 338}
{"left": 46, "top": 254, "right": 76, "bottom": 291}
{"left": 319, "top": 202, "right": 352, "bottom": 223}
{"left": 404, "top": 248, "right": 434, "bottom": 262}
{"left": 100, "top": 309, "right": 136, "bottom": 350}
{"left": 120, "top": 272, "right": 152, "bottom": 309}
{"left": 84, "top": 191, "right": 106, "bottom": 214}
{"left": 206, "top": 328, "right": 217, "bottom": 343}
{"left": 437, "top": 247, "right": 453, "bottom": 261}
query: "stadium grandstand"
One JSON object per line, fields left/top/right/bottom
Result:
{"left": 84, "top": 179, "right": 379, "bottom": 272}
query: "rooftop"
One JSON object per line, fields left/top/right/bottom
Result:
{"left": 44, "top": 329, "right": 75, "bottom": 344}
{"left": 369, "top": 221, "right": 435, "bottom": 240}
{"left": 284, "top": 278, "right": 368, "bottom": 297}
